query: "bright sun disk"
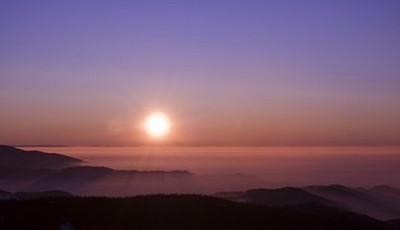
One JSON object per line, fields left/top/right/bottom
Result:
{"left": 144, "top": 113, "right": 171, "bottom": 138}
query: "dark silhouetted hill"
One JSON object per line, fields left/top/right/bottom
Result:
{"left": 370, "top": 185, "right": 400, "bottom": 208}
{"left": 305, "top": 185, "right": 400, "bottom": 220}
{"left": 0, "top": 195, "right": 397, "bottom": 230}
{"left": 14, "top": 190, "right": 72, "bottom": 199}
{"left": 0, "top": 146, "right": 193, "bottom": 195}
{"left": 24, "top": 166, "right": 193, "bottom": 196}
{"left": 0, "top": 145, "right": 82, "bottom": 169}
{"left": 216, "top": 187, "right": 338, "bottom": 207}
{"left": 372, "top": 185, "right": 400, "bottom": 197}
{"left": 0, "top": 189, "right": 15, "bottom": 200}
{"left": 0, "top": 189, "right": 71, "bottom": 200}
{"left": 215, "top": 185, "right": 400, "bottom": 220}
{"left": 387, "top": 219, "right": 400, "bottom": 229}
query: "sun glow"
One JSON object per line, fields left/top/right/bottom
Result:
{"left": 144, "top": 113, "right": 171, "bottom": 138}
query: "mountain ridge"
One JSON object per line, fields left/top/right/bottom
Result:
{"left": 0, "top": 195, "right": 397, "bottom": 230}
{"left": 0, "top": 146, "right": 194, "bottom": 195}
{"left": 0, "top": 145, "right": 82, "bottom": 169}
{"left": 215, "top": 185, "right": 400, "bottom": 220}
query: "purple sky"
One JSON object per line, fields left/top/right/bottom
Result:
{"left": 1, "top": 0, "right": 400, "bottom": 146}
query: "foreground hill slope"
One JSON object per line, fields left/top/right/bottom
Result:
{"left": 0, "top": 195, "right": 396, "bottom": 230}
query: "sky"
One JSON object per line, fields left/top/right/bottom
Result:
{"left": 1, "top": 0, "right": 400, "bottom": 146}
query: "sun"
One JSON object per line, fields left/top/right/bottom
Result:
{"left": 144, "top": 113, "right": 171, "bottom": 138}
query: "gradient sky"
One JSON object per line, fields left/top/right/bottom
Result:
{"left": 1, "top": 0, "right": 400, "bottom": 146}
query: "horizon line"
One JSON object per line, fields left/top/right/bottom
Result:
{"left": 11, "top": 144, "right": 400, "bottom": 148}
